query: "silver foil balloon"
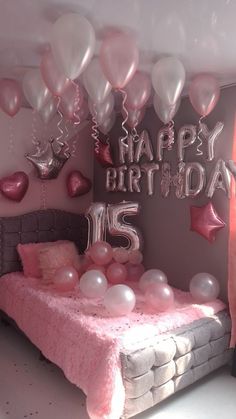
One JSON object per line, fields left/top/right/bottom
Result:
{"left": 107, "top": 201, "right": 143, "bottom": 251}
{"left": 206, "top": 159, "right": 231, "bottom": 198}
{"left": 116, "top": 165, "right": 127, "bottom": 192}
{"left": 161, "top": 162, "right": 185, "bottom": 199}
{"left": 127, "top": 165, "right": 141, "bottom": 193}
{"left": 184, "top": 162, "right": 206, "bottom": 198}
{"left": 86, "top": 202, "right": 107, "bottom": 249}
{"left": 156, "top": 125, "right": 175, "bottom": 161}
{"left": 118, "top": 135, "right": 134, "bottom": 164}
{"left": 227, "top": 160, "right": 236, "bottom": 180}
{"left": 26, "top": 139, "right": 70, "bottom": 180}
{"left": 134, "top": 130, "right": 153, "bottom": 163}
{"left": 200, "top": 121, "right": 224, "bottom": 161}
{"left": 141, "top": 163, "right": 159, "bottom": 196}
{"left": 106, "top": 167, "right": 117, "bottom": 192}
{"left": 177, "top": 125, "right": 197, "bottom": 162}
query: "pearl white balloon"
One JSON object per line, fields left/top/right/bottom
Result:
{"left": 190, "top": 273, "right": 220, "bottom": 303}
{"left": 79, "top": 270, "right": 108, "bottom": 298}
{"left": 104, "top": 284, "right": 136, "bottom": 316}
{"left": 139, "top": 269, "right": 167, "bottom": 293}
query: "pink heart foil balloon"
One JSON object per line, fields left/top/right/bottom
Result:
{"left": 67, "top": 170, "right": 92, "bottom": 198}
{"left": 0, "top": 171, "right": 29, "bottom": 202}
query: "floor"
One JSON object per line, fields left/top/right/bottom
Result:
{"left": 0, "top": 319, "right": 235, "bottom": 419}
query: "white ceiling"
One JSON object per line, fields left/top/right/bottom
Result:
{"left": 1, "top": 0, "right": 236, "bottom": 87}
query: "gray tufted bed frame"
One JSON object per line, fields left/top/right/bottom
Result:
{"left": 0, "top": 209, "right": 234, "bottom": 418}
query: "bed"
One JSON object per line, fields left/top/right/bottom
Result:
{"left": 0, "top": 209, "right": 233, "bottom": 419}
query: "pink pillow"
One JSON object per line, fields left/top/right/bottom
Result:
{"left": 38, "top": 241, "right": 81, "bottom": 284}
{"left": 17, "top": 240, "right": 78, "bottom": 278}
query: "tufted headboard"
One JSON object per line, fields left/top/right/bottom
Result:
{"left": 0, "top": 209, "right": 88, "bottom": 277}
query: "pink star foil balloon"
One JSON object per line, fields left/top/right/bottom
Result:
{"left": 190, "top": 202, "right": 225, "bottom": 243}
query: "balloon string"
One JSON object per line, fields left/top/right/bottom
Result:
{"left": 92, "top": 104, "right": 100, "bottom": 153}
{"left": 131, "top": 127, "right": 139, "bottom": 142}
{"left": 8, "top": 119, "right": 14, "bottom": 154}
{"left": 56, "top": 97, "right": 65, "bottom": 149}
{"left": 63, "top": 118, "right": 70, "bottom": 156}
{"left": 71, "top": 83, "right": 81, "bottom": 157}
{"left": 32, "top": 109, "right": 41, "bottom": 152}
{"left": 119, "top": 88, "right": 129, "bottom": 141}
{"left": 167, "top": 119, "right": 175, "bottom": 150}
{"left": 40, "top": 181, "right": 47, "bottom": 210}
{"left": 196, "top": 116, "right": 204, "bottom": 156}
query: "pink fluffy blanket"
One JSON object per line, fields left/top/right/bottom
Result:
{"left": 0, "top": 273, "right": 226, "bottom": 419}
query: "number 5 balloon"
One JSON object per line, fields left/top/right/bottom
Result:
{"left": 50, "top": 13, "right": 96, "bottom": 80}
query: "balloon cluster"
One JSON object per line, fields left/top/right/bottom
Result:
{"left": 0, "top": 12, "right": 221, "bottom": 157}
{"left": 51, "top": 239, "right": 221, "bottom": 317}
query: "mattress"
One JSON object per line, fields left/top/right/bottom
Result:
{"left": 0, "top": 272, "right": 231, "bottom": 419}
{"left": 121, "top": 310, "right": 232, "bottom": 417}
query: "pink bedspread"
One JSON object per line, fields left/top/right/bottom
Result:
{"left": 0, "top": 273, "right": 226, "bottom": 419}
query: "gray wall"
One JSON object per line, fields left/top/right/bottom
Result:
{"left": 94, "top": 86, "right": 236, "bottom": 302}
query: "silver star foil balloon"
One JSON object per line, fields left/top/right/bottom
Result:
{"left": 26, "top": 139, "right": 70, "bottom": 180}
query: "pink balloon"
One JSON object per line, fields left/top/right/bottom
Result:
{"left": 104, "top": 284, "right": 136, "bottom": 316}
{"left": 139, "top": 269, "right": 167, "bottom": 293}
{"left": 53, "top": 266, "right": 78, "bottom": 291}
{"left": 100, "top": 32, "right": 139, "bottom": 89}
{"left": 89, "top": 241, "right": 113, "bottom": 266}
{"left": 79, "top": 270, "right": 108, "bottom": 298}
{"left": 87, "top": 264, "right": 106, "bottom": 274}
{"left": 113, "top": 248, "right": 129, "bottom": 264}
{"left": 106, "top": 262, "right": 127, "bottom": 284}
{"left": 145, "top": 283, "right": 174, "bottom": 311}
{"left": 124, "top": 71, "right": 151, "bottom": 110}
{"left": 189, "top": 74, "right": 220, "bottom": 117}
{"left": 126, "top": 263, "right": 145, "bottom": 282}
{"left": 122, "top": 106, "right": 146, "bottom": 129}
{"left": 0, "top": 79, "right": 22, "bottom": 117}
{"left": 59, "top": 81, "right": 84, "bottom": 121}
{"left": 40, "top": 49, "right": 71, "bottom": 97}
{"left": 128, "top": 250, "right": 143, "bottom": 265}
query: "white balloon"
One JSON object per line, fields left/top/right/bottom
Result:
{"left": 139, "top": 269, "right": 168, "bottom": 293}
{"left": 104, "top": 284, "right": 136, "bottom": 316}
{"left": 38, "top": 96, "right": 58, "bottom": 124}
{"left": 153, "top": 94, "right": 181, "bottom": 124}
{"left": 23, "top": 69, "right": 51, "bottom": 111}
{"left": 50, "top": 13, "right": 96, "bottom": 80}
{"left": 79, "top": 270, "right": 108, "bottom": 299}
{"left": 151, "top": 57, "right": 185, "bottom": 106}
{"left": 83, "top": 57, "right": 112, "bottom": 104}
{"left": 98, "top": 111, "right": 116, "bottom": 134}
{"left": 89, "top": 93, "right": 114, "bottom": 125}
{"left": 190, "top": 273, "right": 220, "bottom": 303}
